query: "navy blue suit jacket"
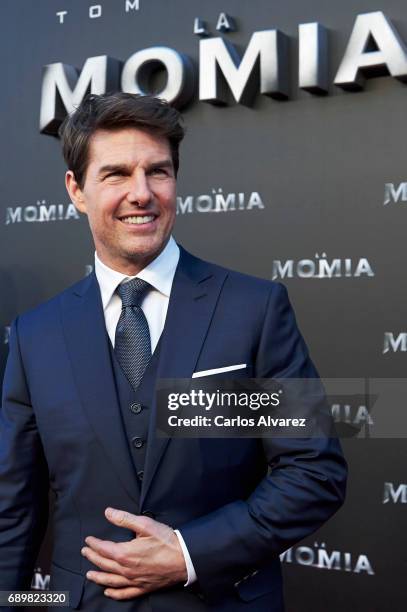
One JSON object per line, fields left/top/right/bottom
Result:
{"left": 0, "top": 246, "right": 347, "bottom": 611}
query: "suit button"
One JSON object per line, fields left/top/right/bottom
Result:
{"left": 142, "top": 510, "right": 155, "bottom": 519}
{"left": 132, "top": 436, "right": 144, "bottom": 449}
{"left": 137, "top": 470, "right": 144, "bottom": 481}
{"left": 130, "top": 402, "right": 142, "bottom": 414}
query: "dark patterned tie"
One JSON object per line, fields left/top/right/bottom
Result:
{"left": 114, "top": 278, "right": 152, "bottom": 391}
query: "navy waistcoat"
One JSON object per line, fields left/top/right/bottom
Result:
{"left": 108, "top": 336, "right": 162, "bottom": 485}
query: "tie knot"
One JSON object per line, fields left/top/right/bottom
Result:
{"left": 117, "top": 278, "right": 151, "bottom": 307}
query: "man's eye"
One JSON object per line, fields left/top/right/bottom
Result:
{"left": 151, "top": 168, "right": 167, "bottom": 175}
{"left": 107, "top": 172, "right": 121, "bottom": 177}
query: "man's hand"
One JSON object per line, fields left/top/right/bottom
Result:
{"left": 81, "top": 507, "right": 188, "bottom": 600}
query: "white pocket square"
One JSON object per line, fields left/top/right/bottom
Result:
{"left": 192, "top": 364, "right": 247, "bottom": 378}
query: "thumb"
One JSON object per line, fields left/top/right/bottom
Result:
{"left": 104, "top": 507, "right": 155, "bottom": 535}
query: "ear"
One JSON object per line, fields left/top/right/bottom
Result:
{"left": 66, "top": 171, "right": 87, "bottom": 214}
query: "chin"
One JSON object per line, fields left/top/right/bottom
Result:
{"left": 123, "top": 245, "right": 161, "bottom": 262}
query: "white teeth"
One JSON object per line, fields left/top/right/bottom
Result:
{"left": 121, "top": 216, "right": 154, "bottom": 225}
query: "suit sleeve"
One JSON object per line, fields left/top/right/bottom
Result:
{"left": 0, "top": 317, "right": 49, "bottom": 590}
{"left": 178, "top": 283, "right": 347, "bottom": 595}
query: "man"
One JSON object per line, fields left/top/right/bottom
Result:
{"left": 0, "top": 93, "right": 347, "bottom": 611}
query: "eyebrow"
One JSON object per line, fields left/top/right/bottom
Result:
{"left": 97, "top": 159, "right": 174, "bottom": 177}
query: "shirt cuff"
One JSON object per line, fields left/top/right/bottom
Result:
{"left": 174, "top": 529, "right": 197, "bottom": 586}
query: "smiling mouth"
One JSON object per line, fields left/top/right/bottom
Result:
{"left": 119, "top": 215, "right": 156, "bottom": 225}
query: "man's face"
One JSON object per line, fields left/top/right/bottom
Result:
{"left": 66, "top": 127, "right": 177, "bottom": 274}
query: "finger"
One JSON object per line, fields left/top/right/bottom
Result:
{"left": 86, "top": 571, "right": 133, "bottom": 588}
{"left": 104, "top": 586, "right": 145, "bottom": 600}
{"left": 84, "top": 536, "right": 122, "bottom": 560}
{"left": 105, "top": 507, "right": 155, "bottom": 535}
{"left": 81, "top": 546, "right": 123, "bottom": 574}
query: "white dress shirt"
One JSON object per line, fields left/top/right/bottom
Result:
{"left": 95, "top": 236, "right": 179, "bottom": 351}
{"left": 94, "top": 236, "right": 197, "bottom": 586}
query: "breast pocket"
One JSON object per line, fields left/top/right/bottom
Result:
{"left": 192, "top": 364, "right": 253, "bottom": 379}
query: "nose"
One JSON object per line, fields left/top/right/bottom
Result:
{"left": 126, "top": 169, "right": 152, "bottom": 207}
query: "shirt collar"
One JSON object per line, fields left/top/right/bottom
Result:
{"left": 94, "top": 236, "right": 180, "bottom": 311}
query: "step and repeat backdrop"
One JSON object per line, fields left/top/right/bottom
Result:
{"left": 1, "top": 1, "right": 406, "bottom": 610}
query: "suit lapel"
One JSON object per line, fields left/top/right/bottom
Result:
{"left": 141, "top": 247, "right": 228, "bottom": 505}
{"left": 60, "top": 272, "right": 141, "bottom": 505}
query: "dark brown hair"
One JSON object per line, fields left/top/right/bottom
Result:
{"left": 59, "top": 92, "right": 185, "bottom": 188}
